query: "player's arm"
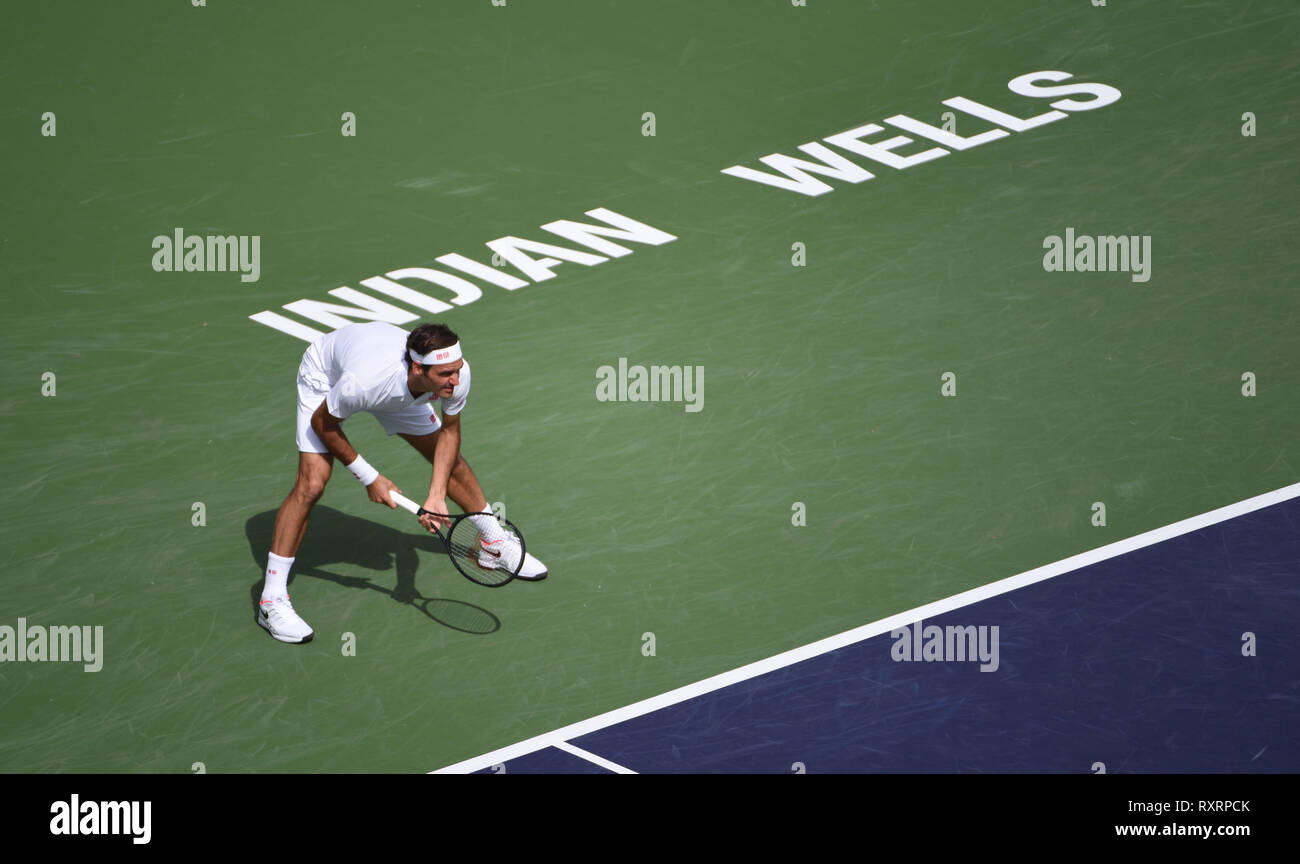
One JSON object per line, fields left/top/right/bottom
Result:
{"left": 422, "top": 408, "right": 461, "bottom": 522}
{"left": 311, "top": 400, "right": 401, "bottom": 508}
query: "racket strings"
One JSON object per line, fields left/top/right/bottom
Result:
{"left": 443, "top": 518, "right": 523, "bottom": 587}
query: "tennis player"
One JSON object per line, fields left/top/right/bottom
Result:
{"left": 258, "top": 321, "right": 546, "bottom": 643}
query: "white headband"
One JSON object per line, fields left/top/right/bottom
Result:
{"left": 410, "top": 342, "right": 462, "bottom": 365}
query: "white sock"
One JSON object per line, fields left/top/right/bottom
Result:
{"left": 263, "top": 552, "right": 295, "bottom": 601}
{"left": 468, "top": 505, "right": 505, "bottom": 543}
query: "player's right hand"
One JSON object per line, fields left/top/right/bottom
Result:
{"left": 367, "top": 475, "right": 401, "bottom": 508}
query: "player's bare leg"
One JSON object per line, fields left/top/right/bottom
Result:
{"left": 271, "top": 452, "right": 334, "bottom": 558}
{"left": 258, "top": 451, "right": 332, "bottom": 643}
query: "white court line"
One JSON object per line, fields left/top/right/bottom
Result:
{"left": 433, "top": 481, "right": 1300, "bottom": 774}
{"left": 553, "top": 741, "right": 638, "bottom": 774}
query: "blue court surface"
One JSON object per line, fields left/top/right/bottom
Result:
{"left": 443, "top": 485, "right": 1299, "bottom": 774}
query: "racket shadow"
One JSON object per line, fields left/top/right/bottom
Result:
{"left": 244, "top": 506, "right": 500, "bottom": 635}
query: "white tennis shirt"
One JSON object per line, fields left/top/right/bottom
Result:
{"left": 308, "top": 322, "right": 470, "bottom": 421}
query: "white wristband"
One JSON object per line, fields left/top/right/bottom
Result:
{"left": 346, "top": 454, "right": 379, "bottom": 486}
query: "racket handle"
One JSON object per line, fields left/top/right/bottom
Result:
{"left": 389, "top": 490, "right": 422, "bottom": 515}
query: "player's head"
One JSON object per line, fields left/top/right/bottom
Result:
{"left": 405, "top": 323, "right": 463, "bottom": 396}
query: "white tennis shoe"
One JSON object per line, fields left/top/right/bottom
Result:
{"left": 516, "top": 550, "right": 548, "bottom": 581}
{"left": 257, "top": 595, "right": 314, "bottom": 643}
{"left": 478, "top": 536, "right": 548, "bottom": 581}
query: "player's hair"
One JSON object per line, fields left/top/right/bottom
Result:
{"left": 404, "top": 323, "right": 460, "bottom": 368}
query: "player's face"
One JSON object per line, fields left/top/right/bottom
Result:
{"left": 423, "top": 359, "right": 463, "bottom": 397}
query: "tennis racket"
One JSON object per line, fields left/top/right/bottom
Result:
{"left": 388, "top": 490, "right": 525, "bottom": 587}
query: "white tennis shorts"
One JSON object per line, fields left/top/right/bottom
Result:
{"left": 295, "top": 342, "right": 442, "bottom": 454}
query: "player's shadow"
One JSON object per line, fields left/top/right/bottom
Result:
{"left": 244, "top": 506, "right": 500, "bottom": 635}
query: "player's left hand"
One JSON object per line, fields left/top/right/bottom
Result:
{"left": 419, "top": 496, "right": 450, "bottom": 533}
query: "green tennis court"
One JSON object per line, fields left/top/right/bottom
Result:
{"left": 1, "top": 0, "right": 1296, "bottom": 772}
